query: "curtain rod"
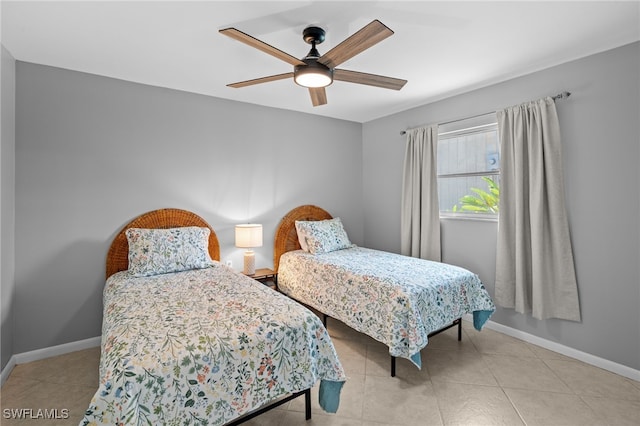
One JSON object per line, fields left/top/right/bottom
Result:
{"left": 399, "top": 91, "right": 571, "bottom": 136}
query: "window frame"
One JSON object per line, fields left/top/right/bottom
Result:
{"left": 437, "top": 118, "right": 500, "bottom": 221}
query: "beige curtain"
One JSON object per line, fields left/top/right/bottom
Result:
{"left": 495, "top": 97, "right": 580, "bottom": 321}
{"left": 400, "top": 125, "right": 441, "bottom": 261}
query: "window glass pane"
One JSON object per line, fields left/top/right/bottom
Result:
{"left": 438, "top": 127, "right": 499, "bottom": 176}
{"left": 439, "top": 175, "right": 500, "bottom": 214}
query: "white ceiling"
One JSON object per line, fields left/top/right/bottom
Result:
{"left": 2, "top": 1, "right": 639, "bottom": 123}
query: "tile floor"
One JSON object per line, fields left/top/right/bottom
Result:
{"left": 1, "top": 319, "right": 639, "bottom": 425}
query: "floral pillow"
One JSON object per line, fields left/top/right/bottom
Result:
{"left": 295, "top": 218, "right": 353, "bottom": 254}
{"left": 126, "top": 227, "right": 215, "bottom": 277}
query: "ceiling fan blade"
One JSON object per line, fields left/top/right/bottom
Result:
{"left": 220, "top": 28, "right": 305, "bottom": 66}
{"left": 334, "top": 69, "right": 407, "bottom": 90}
{"left": 309, "top": 87, "right": 327, "bottom": 106}
{"left": 318, "top": 20, "right": 393, "bottom": 69}
{"left": 227, "top": 72, "right": 293, "bottom": 88}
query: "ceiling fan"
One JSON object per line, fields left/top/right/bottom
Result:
{"left": 219, "top": 20, "right": 407, "bottom": 107}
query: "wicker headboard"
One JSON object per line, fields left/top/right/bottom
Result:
{"left": 273, "top": 205, "right": 333, "bottom": 272}
{"left": 105, "top": 208, "right": 220, "bottom": 279}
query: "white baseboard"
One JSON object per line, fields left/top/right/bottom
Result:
{"left": 13, "top": 336, "right": 102, "bottom": 365}
{"left": 0, "top": 355, "right": 17, "bottom": 386}
{"left": 464, "top": 314, "right": 640, "bottom": 382}
{"left": 1, "top": 336, "right": 101, "bottom": 387}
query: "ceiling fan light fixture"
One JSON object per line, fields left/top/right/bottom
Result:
{"left": 294, "top": 60, "right": 333, "bottom": 88}
{"left": 221, "top": 20, "right": 405, "bottom": 105}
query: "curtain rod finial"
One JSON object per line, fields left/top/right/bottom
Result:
{"left": 554, "top": 91, "right": 571, "bottom": 100}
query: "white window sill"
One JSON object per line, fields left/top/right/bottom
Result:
{"left": 440, "top": 213, "right": 498, "bottom": 222}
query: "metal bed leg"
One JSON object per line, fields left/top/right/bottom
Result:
{"left": 304, "top": 388, "right": 311, "bottom": 420}
{"left": 390, "top": 356, "right": 396, "bottom": 377}
{"left": 457, "top": 318, "right": 462, "bottom": 341}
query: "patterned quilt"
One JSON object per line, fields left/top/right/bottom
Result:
{"left": 81, "top": 264, "right": 346, "bottom": 426}
{"left": 278, "top": 247, "right": 495, "bottom": 367}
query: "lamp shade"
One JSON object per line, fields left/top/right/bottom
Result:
{"left": 235, "top": 224, "right": 263, "bottom": 248}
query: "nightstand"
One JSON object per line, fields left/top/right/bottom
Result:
{"left": 244, "top": 268, "right": 277, "bottom": 290}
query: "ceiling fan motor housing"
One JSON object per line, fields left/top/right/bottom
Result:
{"left": 294, "top": 26, "right": 333, "bottom": 87}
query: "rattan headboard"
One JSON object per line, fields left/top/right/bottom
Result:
{"left": 106, "top": 208, "right": 220, "bottom": 279}
{"left": 273, "top": 205, "right": 333, "bottom": 272}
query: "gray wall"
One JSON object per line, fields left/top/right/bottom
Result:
{"left": 1, "top": 45, "right": 16, "bottom": 370}
{"left": 8, "top": 42, "right": 640, "bottom": 373}
{"left": 363, "top": 42, "right": 640, "bottom": 370}
{"left": 14, "top": 62, "right": 363, "bottom": 353}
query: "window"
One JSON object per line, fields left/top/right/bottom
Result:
{"left": 437, "top": 114, "right": 500, "bottom": 218}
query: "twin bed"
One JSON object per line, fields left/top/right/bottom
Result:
{"left": 82, "top": 205, "right": 495, "bottom": 425}
{"left": 274, "top": 205, "right": 495, "bottom": 375}
{"left": 81, "top": 209, "right": 346, "bottom": 426}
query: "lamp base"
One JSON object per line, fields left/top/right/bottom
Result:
{"left": 243, "top": 250, "right": 256, "bottom": 275}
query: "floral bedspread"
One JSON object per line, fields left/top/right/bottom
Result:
{"left": 278, "top": 247, "right": 495, "bottom": 367}
{"left": 81, "top": 265, "right": 346, "bottom": 426}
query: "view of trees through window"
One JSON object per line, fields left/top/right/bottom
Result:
{"left": 437, "top": 122, "right": 500, "bottom": 216}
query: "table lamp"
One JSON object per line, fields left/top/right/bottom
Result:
{"left": 235, "top": 223, "right": 263, "bottom": 275}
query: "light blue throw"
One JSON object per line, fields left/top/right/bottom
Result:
{"left": 318, "top": 380, "right": 345, "bottom": 413}
{"left": 473, "top": 309, "right": 494, "bottom": 330}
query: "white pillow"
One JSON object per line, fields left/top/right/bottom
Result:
{"left": 126, "top": 227, "right": 214, "bottom": 277}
